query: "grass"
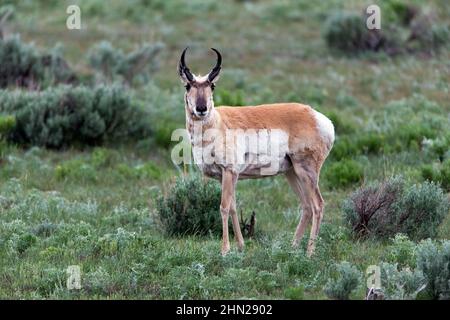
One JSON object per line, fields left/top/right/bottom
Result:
{"left": 0, "top": 0, "right": 449, "bottom": 299}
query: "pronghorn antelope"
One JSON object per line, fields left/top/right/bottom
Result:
{"left": 178, "top": 48, "right": 334, "bottom": 256}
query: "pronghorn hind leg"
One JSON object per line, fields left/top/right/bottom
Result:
{"left": 286, "top": 169, "right": 312, "bottom": 248}
{"left": 290, "top": 161, "right": 324, "bottom": 257}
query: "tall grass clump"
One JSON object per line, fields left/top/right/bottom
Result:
{"left": 0, "top": 85, "right": 151, "bottom": 148}
{"left": 343, "top": 176, "right": 449, "bottom": 240}
{"left": 156, "top": 174, "right": 222, "bottom": 236}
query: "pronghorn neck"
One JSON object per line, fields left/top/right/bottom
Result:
{"left": 186, "top": 108, "right": 220, "bottom": 146}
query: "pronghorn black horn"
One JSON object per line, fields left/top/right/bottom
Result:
{"left": 208, "top": 48, "right": 222, "bottom": 82}
{"left": 179, "top": 47, "right": 194, "bottom": 82}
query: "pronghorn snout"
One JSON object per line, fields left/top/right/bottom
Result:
{"left": 196, "top": 106, "right": 207, "bottom": 115}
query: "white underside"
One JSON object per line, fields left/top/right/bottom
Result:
{"left": 193, "top": 129, "right": 291, "bottom": 178}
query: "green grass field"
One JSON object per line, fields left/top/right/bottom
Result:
{"left": 0, "top": 0, "right": 449, "bottom": 299}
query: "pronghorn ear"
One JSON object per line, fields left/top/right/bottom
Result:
{"left": 178, "top": 47, "right": 194, "bottom": 85}
{"left": 207, "top": 48, "right": 222, "bottom": 84}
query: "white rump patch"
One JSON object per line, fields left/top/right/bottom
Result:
{"left": 313, "top": 110, "right": 335, "bottom": 148}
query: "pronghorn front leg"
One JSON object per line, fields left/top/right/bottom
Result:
{"left": 220, "top": 169, "right": 238, "bottom": 256}
{"left": 230, "top": 190, "right": 245, "bottom": 251}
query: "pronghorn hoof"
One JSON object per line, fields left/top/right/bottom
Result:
{"left": 221, "top": 247, "right": 230, "bottom": 256}
{"left": 306, "top": 248, "right": 315, "bottom": 258}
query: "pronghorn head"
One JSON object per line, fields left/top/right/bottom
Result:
{"left": 178, "top": 47, "right": 221, "bottom": 119}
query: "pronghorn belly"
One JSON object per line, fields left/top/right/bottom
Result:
{"left": 238, "top": 154, "right": 292, "bottom": 179}
{"left": 196, "top": 156, "right": 293, "bottom": 180}
{"left": 235, "top": 128, "right": 291, "bottom": 178}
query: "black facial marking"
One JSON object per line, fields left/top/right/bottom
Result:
{"left": 196, "top": 90, "right": 207, "bottom": 110}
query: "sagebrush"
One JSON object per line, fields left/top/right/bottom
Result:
{"left": 0, "top": 85, "right": 151, "bottom": 148}
{"left": 343, "top": 177, "right": 449, "bottom": 240}
{"left": 156, "top": 174, "right": 222, "bottom": 236}
{"left": 0, "top": 35, "right": 76, "bottom": 88}
{"left": 323, "top": 261, "right": 362, "bottom": 300}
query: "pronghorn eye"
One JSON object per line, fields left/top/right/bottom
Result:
{"left": 185, "top": 84, "right": 191, "bottom": 91}
{"left": 211, "top": 84, "right": 215, "bottom": 91}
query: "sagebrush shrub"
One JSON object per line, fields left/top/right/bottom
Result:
{"left": 408, "top": 14, "right": 450, "bottom": 50}
{"left": 0, "top": 85, "right": 151, "bottom": 148}
{"left": 416, "top": 239, "right": 450, "bottom": 300}
{"left": 386, "top": 234, "right": 417, "bottom": 268}
{"left": 156, "top": 174, "right": 222, "bottom": 236}
{"left": 398, "top": 181, "right": 449, "bottom": 240}
{"left": 0, "top": 35, "right": 44, "bottom": 88}
{"left": 342, "top": 177, "right": 403, "bottom": 239}
{"left": 324, "top": 261, "right": 362, "bottom": 300}
{"left": 324, "top": 12, "right": 390, "bottom": 54}
{"left": 0, "top": 35, "right": 76, "bottom": 88}
{"left": 84, "top": 267, "right": 114, "bottom": 295}
{"left": 380, "top": 262, "right": 426, "bottom": 300}
{"left": 324, "top": 7, "right": 448, "bottom": 56}
{"left": 87, "top": 41, "right": 164, "bottom": 85}
{"left": 343, "top": 177, "right": 449, "bottom": 240}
